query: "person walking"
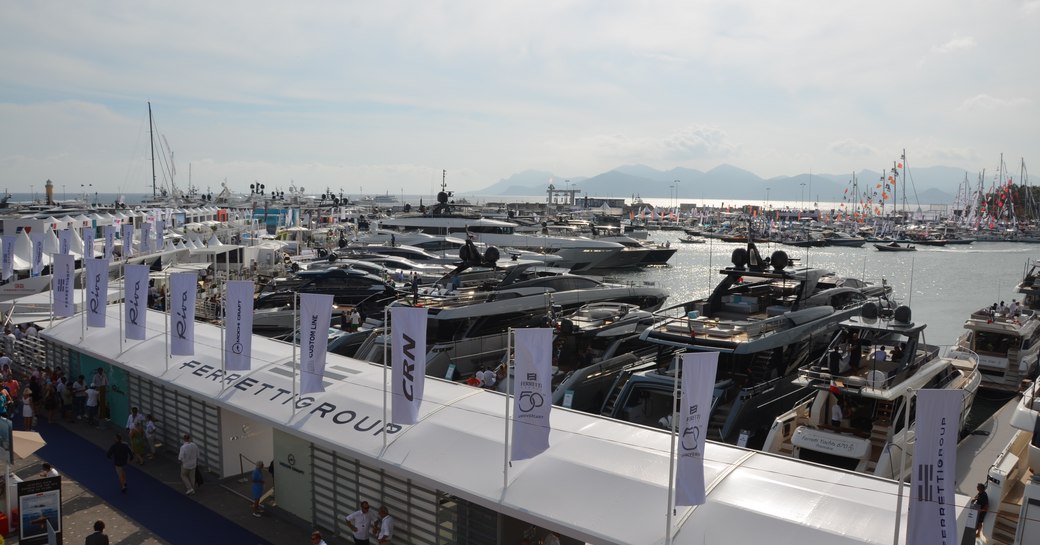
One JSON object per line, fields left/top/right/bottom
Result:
{"left": 105, "top": 434, "right": 133, "bottom": 493}
{"left": 344, "top": 500, "right": 379, "bottom": 545}
{"left": 178, "top": 434, "right": 200, "bottom": 495}
{"left": 125, "top": 406, "right": 144, "bottom": 432}
{"left": 251, "top": 460, "right": 265, "bottom": 517}
{"left": 84, "top": 385, "right": 99, "bottom": 426}
{"left": 85, "top": 520, "right": 110, "bottom": 545}
{"left": 972, "top": 482, "right": 990, "bottom": 539}
{"left": 375, "top": 505, "right": 394, "bottom": 545}
{"left": 144, "top": 414, "right": 158, "bottom": 459}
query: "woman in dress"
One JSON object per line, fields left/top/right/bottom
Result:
{"left": 251, "top": 460, "right": 265, "bottom": 517}
{"left": 21, "top": 388, "right": 34, "bottom": 430}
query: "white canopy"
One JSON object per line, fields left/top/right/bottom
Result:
{"left": 40, "top": 306, "right": 972, "bottom": 545}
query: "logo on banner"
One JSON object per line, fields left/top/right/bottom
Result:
{"left": 517, "top": 372, "right": 546, "bottom": 414}
{"left": 400, "top": 334, "right": 417, "bottom": 400}
{"left": 681, "top": 404, "right": 702, "bottom": 451}
{"left": 89, "top": 272, "right": 101, "bottom": 314}
{"left": 231, "top": 299, "right": 243, "bottom": 354}
{"left": 128, "top": 279, "right": 142, "bottom": 325}
{"left": 175, "top": 290, "right": 190, "bottom": 339}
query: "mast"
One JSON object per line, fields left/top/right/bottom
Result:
{"left": 148, "top": 101, "right": 157, "bottom": 198}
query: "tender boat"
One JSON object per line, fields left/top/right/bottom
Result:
{"left": 762, "top": 303, "right": 981, "bottom": 480}
{"left": 874, "top": 241, "right": 916, "bottom": 252}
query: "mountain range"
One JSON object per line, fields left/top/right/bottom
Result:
{"left": 471, "top": 164, "right": 979, "bottom": 205}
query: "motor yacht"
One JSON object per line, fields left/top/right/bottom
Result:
{"left": 953, "top": 306, "right": 1040, "bottom": 393}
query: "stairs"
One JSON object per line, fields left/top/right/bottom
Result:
{"left": 864, "top": 401, "right": 894, "bottom": 474}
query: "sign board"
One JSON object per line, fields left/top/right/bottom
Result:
{"left": 17, "top": 476, "right": 62, "bottom": 545}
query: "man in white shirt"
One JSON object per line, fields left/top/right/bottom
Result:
{"left": 178, "top": 434, "right": 200, "bottom": 495}
{"left": 39, "top": 463, "right": 59, "bottom": 478}
{"left": 831, "top": 400, "right": 844, "bottom": 427}
{"left": 375, "top": 505, "right": 394, "bottom": 545}
{"left": 344, "top": 500, "right": 379, "bottom": 545}
{"left": 125, "top": 406, "right": 144, "bottom": 432}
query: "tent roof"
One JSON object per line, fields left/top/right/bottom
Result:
{"left": 40, "top": 308, "right": 959, "bottom": 545}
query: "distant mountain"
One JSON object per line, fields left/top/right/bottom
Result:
{"left": 471, "top": 164, "right": 970, "bottom": 204}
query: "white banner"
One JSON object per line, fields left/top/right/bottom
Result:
{"left": 511, "top": 328, "right": 553, "bottom": 461}
{"left": 82, "top": 226, "right": 95, "bottom": 259}
{"left": 391, "top": 306, "right": 428, "bottom": 425}
{"left": 140, "top": 222, "right": 152, "bottom": 254}
{"left": 155, "top": 219, "right": 165, "bottom": 252}
{"left": 908, "top": 389, "right": 961, "bottom": 545}
{"left": 124, "top": 264, "right": 149, "bottom": 340}
{"left": 85, "top": 258, "right": 109, "bottom": 327}
{"left": 103, "top": 225, "right": 115, "bottom": 260}
{"left": 224, "top": 280, "right": 254, "bottom": 371}
{"left": 58, "top": 228, "right": 71, "bottom": 255}
{"left": 121, "top": 223, "right": 134, "bottom": 258}
{"left": 51, "top": 253, "right": 75, "bottom": 317}
{"left": 31, "top": 234, "right": 44, "bottom": 277}
{"left": 299, "top": 293, "right": 334, "bottom": 394}
{"left": 1, "top": 235, "right": 15, "bottom": 280}
{"left": 170, "top": 272, "right": 198, "bottom": 355}
{"left": 675, "top": 352, "right": 719, "bottom": 507}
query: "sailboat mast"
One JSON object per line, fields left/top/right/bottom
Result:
{"left": 148, "top": 102, "right": 157, "bottom": 198}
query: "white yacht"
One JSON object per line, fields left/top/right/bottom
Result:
{"left": 376, "top": 188, "right": 623, "bottom": 272}
{"left": 763, "top": 304, "right": 981, "bottom": 480}
{"left": 954, "top": 306, "right": 1040, "bottom": 393}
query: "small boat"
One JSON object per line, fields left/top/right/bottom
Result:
{"left": 913, "top": 238, "right": 948, "bottom": 247}
{"left": 677, "top": 237, "right": 705, "bottom": 244}
{"left": 874, "top": 242, "right": 916, "bottom": 252}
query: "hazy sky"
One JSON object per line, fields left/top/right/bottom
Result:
{"left": 1, "top": 1, "right": 1037, "bottom": 197}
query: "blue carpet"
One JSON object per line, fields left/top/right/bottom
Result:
{"left": 34, "top": 421, "right": 274, "bottom": 545}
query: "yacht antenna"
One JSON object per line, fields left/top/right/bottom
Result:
{"left": 441, "top": 169, "right": 447, "bottom": 193}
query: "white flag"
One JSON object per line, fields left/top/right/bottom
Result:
{"left": 299, "top": 293, "right": 334, "bottom": 394}
{"left": 155, "top": 219, "right": 165, "bottom": 251}
{"left": 224, "top": 280, "right": 254, "bottom": 371}
{"left": 51, "top": 253, "right": 75, "bottom": 317}
{"left": 82, "top": 226, "right": 95, "bottom": 259}
{"left": 140, "top": 223, "right": 152, "bottom": 254}
{"left": 121, "top": 223, "right": 134, "bottom": 258}
{"left": 58, "top": 228, "right": 71, "bottom": 255}
{"left": 0, "top": 235, "right": 15, "bottom": 280}
{"left": 124, "top": 264, "right": 149, "bottom": 340}
{"left": 31, "top": 234, "right": 44, "bottom": 277}
{"left": 907, "top": 389, "right": 960, "bottom": 544}
{"left": 675, "top": 351, "right": 719, "bottom": 506}
{"left": 170, "top": 271, "right": 197, "bottom": 355}
{"left": 103, "top": 225, "right": 115, "bottom": 260}
{"left": 85, "top": 257, "right": 109, "bottom": 327}
{"left": 511, "top": 328, "right": 553, "bottom": 461}
{"left": 391, "top": 306, "right": 427, "bottom": 425}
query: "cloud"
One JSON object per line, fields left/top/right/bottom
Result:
{"left": 829, "top": 139, "right": 875, "bottom": 157}
{"left": 959, "top": 94, "right": 1033, "bottom": 111}
{"left": 930, "top": 36, "right": 976, "bottom": 54}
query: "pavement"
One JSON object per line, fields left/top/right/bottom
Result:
{"left": 5, "top": 415, "right": 342, "bottom": 545}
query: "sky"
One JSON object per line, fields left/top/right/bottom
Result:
{"left": 1, "top": 1, "right": 1037, "bottom": 198}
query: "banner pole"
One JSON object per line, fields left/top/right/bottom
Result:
{"left": 382, "top": 304, "right": 389, "bottom": 453}
{"left": 219, "top": 278, "right": 226, "bottom": 393}
{"left": 119, "top": 263, "right": 124, "bottom": 353}
{"left": 503, "top": 328, "right": 513, "bottom": 491}
{"left": 665, "top": 354, "right": 679, "bottom": 545}
{"left": 292, "top": 292, "right": 298, "bottom": 420}
{"left": 892, "top": 386, "right": 913, "bottom": 545}
{"left": 164, "top": 271, "right": 170, "bottom": 372}
{"left": 80, "top": 266, "right": 86, "bottom": 340}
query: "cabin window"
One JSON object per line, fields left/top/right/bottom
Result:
{"left": 972, "top": 332, "right": 1014, "bottom": 356}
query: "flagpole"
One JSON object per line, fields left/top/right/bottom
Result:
{"left": 80, "top": 266, "right": 86, "bottom": 341}
{"left": 382, "top": 304, "right": 389, "bottom": 452}
{"left": 665, "top": 354, "right": 679, "bottom": 545}
{"left": 892, "top": 386, "right": 913, "bottom": 545}
{"left": 219, "top": 278, "right": 226, "bottom": 393}
{"left": 503, "top": 328, "right": 513, "bottom": 491}
{"left": 292, "top": 292, "right": 298, "bottom": 420}
{"left": 119, "top": 263, "right": 124, "bottom": 353}
{"left": 164, "top": 271, "right": 170, "bottom": 373}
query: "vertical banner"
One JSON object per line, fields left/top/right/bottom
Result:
{"left": 1, "top": 235, "right": 15, "bottom": 280}
{"left": 907, "top": 389, "right": 960, "bottom": 545}
{"left": 299, "top": 293, "right": 334, "bottom": 394}
{"left": 675, "top": 351, "right": 720, "bottom": 506}
{"left": 124, "top": 265, "right": 149, "bottom": 340}
{"left": 85, "top": 258, "right": 109, "bottom": 328}
{"left": 82, "top": 226, "right": 95, "bottom": 259}
{"left": 120, "top": 223, "right": 134, "bottom": 258}
{"left": 224, "top": 280, "right": 254, "bottom": 371}
{"left": 58, "top": 228, "right": 71, "bottom": 255}
{"left": 155, "top": 219, "right": 165, "bottom": 252}
{"left": 103, "top": 225, "right": 115, "bottom": 260}
{"left": 140, "top": 222, "right": 152, "bottom": 254}
{"left": 31, "top": 234, "right": 44, "bottom": 277}
{"left": 511, "top": 328, "right": 553, "bottom": 461}
{"left": 51, "top": 253, "right": 75, "bottom": 317}
{"left": 391, "top": 306, "right": 428, "bottom": 425}
{"left": 170, "top": 272, "right": 197, "bottom": 355}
